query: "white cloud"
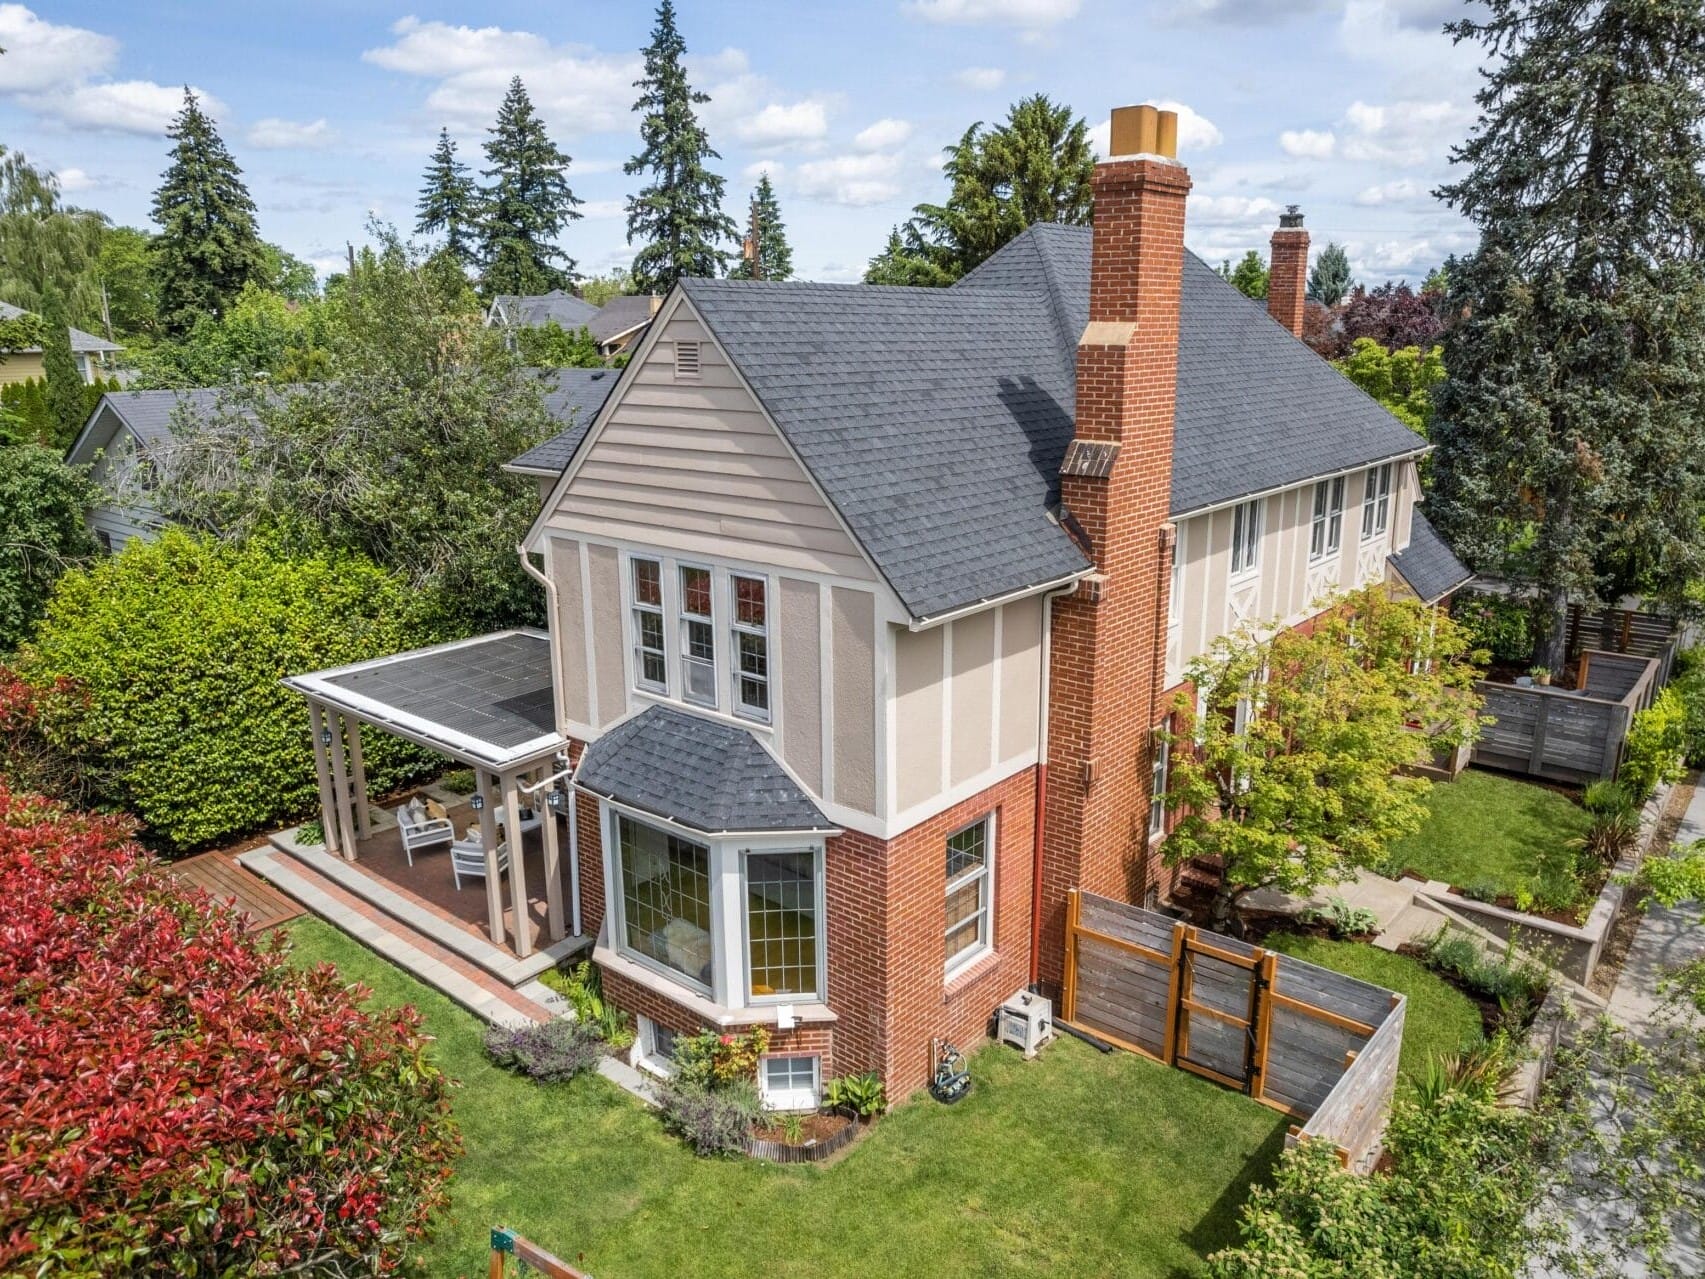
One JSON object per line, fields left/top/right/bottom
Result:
{"left": 1353, "top": 237, "right": 1439, "bottom": 274}
{"left": 738, "top": 99, "right": 831, "bottom": 146}
{"left": 1279, "top": 128, "right": 1337, "bottom": 159}
{"left": 1164, "top": 0, "right": 1327, "bottom": 24}
{"left": 578, "top": 199, "right": 626, "bottom": 219}
{"left": 795, "top": 152, "right": 905, "bottom": 206}
{"left": 1354, "top": 177, "right": 1425, "bottom": 206}
{"left": 954, "top": 66, "right": 1007, "bottom": 91}
{"left": 1187, "top": 193, "right": 1282, "bottom": 227}
{"left": 1089, "top": 101, "right": 1222, "bottom": 159}
{"left": 55, "top": 167, "right": 96, "bottom": 192}
{"left": 247, "top": 117, "right": 336, "bottom": 150}
{"left": 31, "top": 80, "right": 221, "bottom": 135}
{"left": 1338, "top": 98, "right": 1470, "bottom": 166}
{"left": 854, "top": 118, "right": 913, "bottom": 151}
{"left": 905, "top": 0, "right": 1080, "bottom": 27}
{"left": 743, "top": 159, "right": 784, "bottom": 181}
{"left": 0, "top": 5, "right": 118, "bottom": 93}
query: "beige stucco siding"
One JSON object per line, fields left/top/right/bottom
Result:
{"left": 586, "top": 544, "right": 625, "bottom": 730}
{"left": 830, "top": 586, "right": 877, "bottom": 814}
{"left": 544, "top": 309, "right": 875, "bottom": 583}
{"left": 894, "top": 625, "right": 946, "bottom": 812}
{"left": 948, "top": 609, "right": 997, "bottom": 787}
{"left": 779, "top": 577, "right": 824, "bottom": 793}
{"left": 549, "top": 537, "right": 591, "bottom": 729}
{"left": 999, "top": 596, "right": 1043, "bottom": 762}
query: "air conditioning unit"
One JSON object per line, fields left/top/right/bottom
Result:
{"left": 997, "top": 990, "right": 1053, "bottom": 1059}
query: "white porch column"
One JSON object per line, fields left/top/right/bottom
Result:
{"left": 328, "top": 713, "right": 359, "bottom": 861}
{"left": 307, "top": 700, "right": 341, "bottom": 855}
{"left": 476, "top": 770, "right": 504, "bottom": 946}
{"left": 502, "top": 773, "right": 533, "bottom": 959}
{"left": 538, "top": 773, "right": 566, "bottom": 941}
{"left": 347, "top": 720, "right": 372, "bottom": 841}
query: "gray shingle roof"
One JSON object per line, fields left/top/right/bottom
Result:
{"left": 506, "top": 367, "right": 620, "bottom": 474}
{"left": 956, "top": 223, "right": 1428, "bottom": 517}
{"left": 588, "top": 295, "right": 655, "bottom": 345}
{"left": 682, "top": 276, "right": 1088, "bottom": 621}
{"left": 1388, "top": 511, "right": 1473, "bottom": 603}
{"left": 491, "top": 291, "right": 601, "bottom": 330}
{"left": 574, "top": 704, "right": 834, "bottom": 835}
{"left": 0, "top": 300, "right": 123, "bottom": 353}
{"left": 78, "top": 388, "right": 236, "bottom": 452}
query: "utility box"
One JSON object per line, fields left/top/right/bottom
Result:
{"left": 997, "top": 990, "right": 1053, "bottom": 1059}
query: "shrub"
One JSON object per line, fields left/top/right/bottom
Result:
{"left": 823, "top": 1072, "right": 888, "bottom": 1119}
{"left": 538, "top": 961, "right": 633, "bottom": 1049}
{"left": 484, "top": 1017, "right": 603, "bottom": 1083}
{"left": 657, "top": 1078, "right": 764, "bottom": 1157}
{"left": 1670, "top": 650, "right": 1705, "bottom": 766}
{"left": 0, "top": 785, "right": 459, "bottom": 1275}
{"left": 1581, "top": 779, "right": 1634, "bottom": 816}
{"left": 671, "top": 1026, "right": 770, "bottom": 1090}
{"left": 1461, "top": 878, "right": 1502, "bottom": 904}
{"left": 1301, "top": 895, "right": 1381, "bottom": 938}
{"left": 1620, "top": 685, "right": 1688, "bottom": 803}
{"left": 0, "top": 443, "right": 98, "bottom": 653}
{"left": 1578, "top": 807, "right": 1641, "bottom": 867}
{"left": 1452, "top": 590, "right": 1534, "bottom": 665}
{"left": 1422, "top": 928, "right": 1548, "bottom": 1005}
{"left": 19, "top": 531, "right": 441, "bottom": 851}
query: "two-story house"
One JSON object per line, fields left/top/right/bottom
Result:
{"left": 506, "top": 103, "right": 1469, "bottom": 1098}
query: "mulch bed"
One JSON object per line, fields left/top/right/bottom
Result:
{"left": 746, "top": 1109, "right": 863, "bottom": 1165}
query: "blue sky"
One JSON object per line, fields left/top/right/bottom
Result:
{"left": 1, "top": 1, "right": 1488, "bottom": 287}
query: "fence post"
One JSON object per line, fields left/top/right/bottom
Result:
{"left": 1527, "top": 694, "right": 1551, "bottom": 775}
{"left": 1163, "top": 923, "right": 1190, "bottom": 1065}
{"left": 1250, "top": 951, "right": 1278, "bottom": 1102}
{"left": 1062, "top": 890, "right": 1082, "bottom": 1022}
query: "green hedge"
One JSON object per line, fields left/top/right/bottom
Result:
{"left": 1621, "top": 683, "right": 1688, "bottom": 804}
{"left": 20, "top": 530, "right": 440, "bottom": 851}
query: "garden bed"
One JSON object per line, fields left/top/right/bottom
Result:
{"left": 746, "top": 1107, "right": 862, "bottom": 1164}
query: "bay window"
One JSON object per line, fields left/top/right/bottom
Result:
{"left": 616, "top": 815, "right": 714, "bottom": 990}
{"left": 679, "top": 565, "right": 716, "bottom": 706}
{"left": 745, "top": 850, "right": 818, "bottom": 1000}
{"left": 731, "top": 574, "right": 770, "bottom": 721}
{"left": 945, "top": 815, "right": 993, "bottom": 974}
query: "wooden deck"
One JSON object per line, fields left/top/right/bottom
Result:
{"left": 167, "top": 850, "right": 303, "bottom": 932}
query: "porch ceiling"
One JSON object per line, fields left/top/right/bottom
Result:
{"left": 284, "top": 629, "right": 565, "bottom": 771}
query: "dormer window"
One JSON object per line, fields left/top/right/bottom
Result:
{"left": 674, "top": 340, "right": 702, "bottom": 380}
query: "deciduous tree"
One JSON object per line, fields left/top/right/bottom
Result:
{"left": 625, "top": 1, "right": 736, "bottom": 290}
{"left": 1227, "top": 249, "right": 1268, "bottom": 300}
{"left": 478, "top": 79, "right": 582, "bottom": 295}
{"left": 1429, "top": 0, "right": 1705, "bottom": 670}
{"left": 864, "top": 226, "right": 956, "bottom": 287}
{"left": 0, "top": 443, "right": 95, "bottom": 652}
{"left": 1339, "top": 281, "right": 1443, "bottom": 349}
{"left": 1335, "top": 337, "right": 1445, "bottom": 433}
{"left": 0, "top": 150, "right": 106, "bottom": 331}
{"left": 1163, "top": 585, "right": 1481, "bottom": 930}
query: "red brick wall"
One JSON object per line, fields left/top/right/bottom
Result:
{"left": 1268, "top": 225, "right": 1310, "bottom": 337}
{"left": 1039, "top": 153, "right": 1191, "bottom": 990}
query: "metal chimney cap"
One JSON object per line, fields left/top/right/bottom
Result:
{"left": 1279, "top": 204, "right": 1305, "bottom": 229}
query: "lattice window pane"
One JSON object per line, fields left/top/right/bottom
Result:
{"left": 747, "top": 851, "right": 818, "bottom": 999}
{"left": 618, "top": 816, "right": 713, "bottom": 989}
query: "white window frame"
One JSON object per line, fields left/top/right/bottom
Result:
{"left": 629, "top": 555, "right": 668, "bottom": 694}
{"left": 740, "top": 845, "right": 826, "bottom": 1005}
{"left": 1310, "top": 477, "right": 1345, "bottom": 562}
{"left": 635, "top": 1016, "right": 680, "bottom": 1079}
{"left": 944, "top": 812, "right": 996, "bottom": 978}
{"left": 759, "top": 1054, "right": 821, "bottom": 1111}
{"left": 678, "top": 562, "right": 718, "bottom": 708}
{"left": 730, "top": 573, "right": 771, "bottom": 723}
{"left": 608, "top": 810, "right": 717, "bottom": 997}
{"left": 1148, "top": 734, "right": 1170, "bottom": 839}
{"left": 1361, "top": 464, "right": 1393, "bottom": 541}
{"left": 1230, "top": 499, "right": 1263, "bottom": 578}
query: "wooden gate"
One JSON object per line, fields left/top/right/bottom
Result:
{"left": 1172, "top": 929, "right": 1272, "bottom": 1092}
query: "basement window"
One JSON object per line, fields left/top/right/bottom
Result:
{"left": 674, "top": 340, "right": 702, "bottom": 380}
{"left": 760, "top": 1055, "right": 821, "bottom": 1111}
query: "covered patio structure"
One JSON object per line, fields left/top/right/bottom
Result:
{"left": 282, "top": 629, "right": 577, "bottom": 960}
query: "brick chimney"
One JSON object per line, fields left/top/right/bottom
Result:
{"left": 1038, "top": 104, "right": 1190, "bottom": 990}
{"left": 1267, "top": 205, "right": 1309, "bottom": 337}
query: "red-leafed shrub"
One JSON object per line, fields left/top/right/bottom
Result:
{"left": 0, "top": 786, "right": 460, "bottom": 1276}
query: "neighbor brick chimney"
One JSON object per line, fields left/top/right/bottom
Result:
{"left": 1038, "top": 103, "right": 1190, "bottom": 990}
{"left": 1267, "top": 205, "right": 1309, "bottom": 337}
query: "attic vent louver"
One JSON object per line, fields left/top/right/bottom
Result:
{"left": 674, "top": 340, "right": 702, "bottom": 380}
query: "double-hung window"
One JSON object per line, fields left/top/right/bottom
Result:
{"left": 731, "top": 574, "right": 770, "bottom": 721}
{"left": 1148, "top": 735, "right": 1170, "bottom": 839}
{"left": 1361, "top": 464, "right": 1393, "bottom": 540}
{"left": 679, "top": 566, "right": 716, "bottom": 706}
{"left": 1230, "top": 499, "right": 1263, "bottom": 577}
{"left": 945, "top": 815, "right": 993, "bottom": 974}
{"left": 631, "top": 558, "right": 667, "bottom": 692}
{"left": 1310, "top": 477, "right": 1345, "bottom": 561}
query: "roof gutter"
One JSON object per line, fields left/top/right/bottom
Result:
{"left": 907, "top": 569, "right": 1090, "bottom": 633}
{"left": 1170, "top": 445, "right": 1431, "bottom": 523}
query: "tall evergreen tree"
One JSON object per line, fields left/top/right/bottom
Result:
{"left": 478, "top": 79, "right": 581, "bottom": 296}
{"left": 1307, "top": 242, "right": 1353, "bottom": 306}
{"left": 866, "top": 94, "right": 1093, "bottom": 285}
{"left": 625, "top": 1, "right": 737, "bottom": 291}
{"left": 864, "top": 226, "right": 956, "bottom": 287}
{"left": 416, "top": 128, "right": 479, "bottom": 267}
{"left": 728, "top": 174, "right": 793, "bottom": 280}
{"left": 150, "top": 89, "right": 264, "bottom": 336}
{"left": 37, "top": 284, "right": 85, "bottom": 449}
{"left": 1429, "top": 0, "right": 1705, "bottom": 670}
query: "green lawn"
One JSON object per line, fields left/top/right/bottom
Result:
{"left": 1382, "top": 768, "right": 1592, "bottom": 908}
{"left": 1260, "top": 933, "right": 1484, "bottom": 1082}
{"left": 286, "top": 918, "right": 1287, "bottom": 1279}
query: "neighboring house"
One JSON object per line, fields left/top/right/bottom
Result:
{"left": 505, "top": 103, "right": 1471, "bottom": 1098}
{"left": 487, "top": 290, "right": 661, "bottom": 360}
{"left": 0, "top": 300, "right": 123, "bottom": 386}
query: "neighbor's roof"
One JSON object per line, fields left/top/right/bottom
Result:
{"left": 490, "top": 290, "right": 601, "bottom": 330}
{"left": 574, "top": 704, "right": 835, "bottom": 836}
{"left": 587, "top": 295, "right": 655, "bottom": 345}
{"left": 1388, "top": 511, "right": 1474, "bottom": 604}
{"left": 283, "top": 630, "right": 563, "bottom": 771}
{"left": 506, "top": 367, "right": 622, "bottom": 475}
{"left": 0, "top": 300, "right": 123, "bottom": 354}
{"left": 64, "top": 388, "right": 248, "bottom": 466}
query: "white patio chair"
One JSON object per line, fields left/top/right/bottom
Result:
{"left": 451, "top": 834, "right": 511, "bottom": 891}
{"left": 396, "top": 800, "right": 454, "bottom": 866}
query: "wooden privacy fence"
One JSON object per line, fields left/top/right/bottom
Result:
{"left": 1473, "top": 649, "right": 1662, "bottom": 784}
{"left": 1061, "top": 891, "right": 1405, "bottom": 1172}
